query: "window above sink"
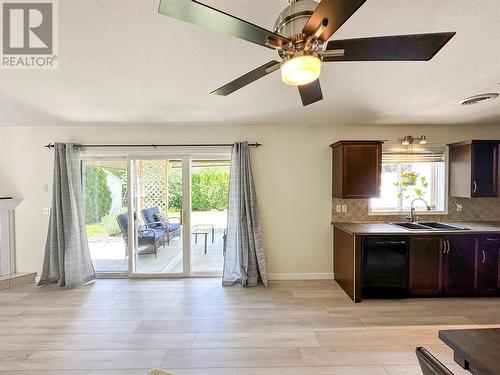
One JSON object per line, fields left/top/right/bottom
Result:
{"left": 369, "top": 145, "right": 447, "bottom": 215}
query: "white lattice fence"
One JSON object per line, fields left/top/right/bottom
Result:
{"left": 140, "top": 160, "right": 169, "bottom": 213}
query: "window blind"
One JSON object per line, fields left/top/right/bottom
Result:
{"left": 382, "top": 143, "right": 446, "bottom": 163}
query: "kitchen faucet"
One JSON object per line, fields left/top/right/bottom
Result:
{"left": 406, "top": 197, "right": 431, "bottom": 223}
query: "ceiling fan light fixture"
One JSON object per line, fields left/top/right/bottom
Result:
{"left": 281, "top": 54, "right": 321, "bottom": 86}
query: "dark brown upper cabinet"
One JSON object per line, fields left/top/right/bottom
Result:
{"left": 448, "top": 140, "right": 499, "bottom": 198}
{"left": 330, "top": 141, "right": 383, "bottom": 199}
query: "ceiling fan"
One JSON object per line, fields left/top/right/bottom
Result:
{"left": 158, "top": 0, "right": 455, "bottom": 106}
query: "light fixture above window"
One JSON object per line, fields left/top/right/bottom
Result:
{"left": 399, "top": 135, "right": 427, "bottom": 146}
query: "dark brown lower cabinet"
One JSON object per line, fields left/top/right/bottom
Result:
{"left": 409, "top": 237, "right": 443, "bottom": 296}
{"left": 476, "top": 236, "right": 500, "bottom": 295}
{"left": 442, "top": 236, "right": 476, "bottom": 296}
{"left": 335, "top": 227, "right": 500, "bottom": 302}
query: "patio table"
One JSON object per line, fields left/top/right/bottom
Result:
{"left": 192, "top": 224, "right": 215, "bottom": 254}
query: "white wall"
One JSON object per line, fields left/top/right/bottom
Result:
{"left": 1, "top": 123, "right": 500, "bottom": 278}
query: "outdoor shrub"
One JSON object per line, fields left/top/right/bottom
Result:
{"left": 84, "top": 166, "right": 112, "bottom": 224}
{"left": 167, "top": 167, "right": 229, "bottom": 211}
{"left": 191, "top": 168, "right": 229, "bottom": 211}
{"left": 168, "top": 167, "right": 183, "bottom": 211}
{"left": 101, "top": 211, "right": 122, "bottom": 236}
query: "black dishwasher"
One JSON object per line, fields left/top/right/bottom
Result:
{"left": 362, "top": 237, "right": 409, "bottom": 298}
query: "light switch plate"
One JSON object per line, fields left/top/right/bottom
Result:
{"left": 341, "top": 205, "right": 348, "bottom": 213}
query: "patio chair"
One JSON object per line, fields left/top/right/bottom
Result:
{"left": 116, "top": 213, "right": 162, "bottom": 258}
{"left": 141, "top": 206, "right": 181, "bottom": 246}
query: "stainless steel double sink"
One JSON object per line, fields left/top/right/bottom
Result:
{"left": 388, "top": 221, "right": 469, "bottom": 231}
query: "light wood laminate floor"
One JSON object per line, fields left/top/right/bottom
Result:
{"left": 0, "top": 279, "right": 499, "bottom": 374}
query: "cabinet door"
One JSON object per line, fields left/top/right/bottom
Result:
{"left": 332, "top": 142, "right": 382, "bottom": 199}
{"left": 442, "top": 236, "right": 476, "bottom": 295}
{"left": 449, "top": 143, "right": 472, "bottom": 198}
{"left": 476, "top": 236, "right": 500, "bottom": 295}
{"left": 472, "top": 142, "right": 498, "bottom": 197}
{"left": 409, "top": 238, "right": 442, "bottom": 296}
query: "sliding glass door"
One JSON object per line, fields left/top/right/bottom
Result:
{"left": 82, "top": 159, "right": 129, "bottom": 274}
{"left": 129, "top": 158, "right": 188, "bottom": 276}
{"left": 190, "top": 159, "right": 230, "bottom": 276}
{"left": 83, "top": 152, "right": 230, "bottom": 278}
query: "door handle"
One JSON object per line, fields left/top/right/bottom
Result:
{"left": 482, "top": 250, "right": 486, "bottom": 264}
{"left": 473, "top": 181, "right": 477, "bottom": 193}
{"left": 375, "top": 241, "right": 406, "bottom": 245}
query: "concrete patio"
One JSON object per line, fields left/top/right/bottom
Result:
{"left": 89, "top": 211, "right": 226, "bottom": 274}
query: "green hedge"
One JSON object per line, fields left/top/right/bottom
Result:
{"left": 168, "top": 167, "right": 229, "bottom": 211}
{"left": 84, "top": 167, "right": 112, "bottom": 224}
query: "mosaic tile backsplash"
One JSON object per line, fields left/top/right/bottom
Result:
{"left": 332, "top": 197, "right": 500, "bottom": 223}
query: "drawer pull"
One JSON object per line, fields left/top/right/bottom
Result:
{"left": 473, "top": 181, "right": 477, "bottom": 193}
{"left": 482, "top": 250, "right": 486, "bottom": 264}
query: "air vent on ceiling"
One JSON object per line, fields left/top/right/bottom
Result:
{"left": 459, "top": 93, "right": 499, "bottom": 106}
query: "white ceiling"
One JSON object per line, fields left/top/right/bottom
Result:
{"left": 0, "top": 0, "right": 499, "bottom": 127}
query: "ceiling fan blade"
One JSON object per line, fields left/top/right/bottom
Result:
{"left": 211, "top": 60, "right": 281, "bottom": 96}
{"left": 302, "top": 0, "right": 366, "bottom": 42}
{"left": 321, "top": 32, "right": 456, "bottom": 61}
{"left": 158, "top": 0, "right": 290, "bottom": 50}
{"left": 298, "top": 79, "right": 323, "bottom": 106}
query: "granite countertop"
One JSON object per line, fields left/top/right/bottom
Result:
{"left": 332, "top": 221, "right": 500, "bottom": 235}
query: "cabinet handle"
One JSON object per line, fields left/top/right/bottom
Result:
{"left": 443, "top": 240, "right": 448, "bottom": 254}
{"left": 482, "top": 250, "right": 486, "bottom": 264}
{"left": 447, "top": 240, "right": 451, "bottom": 254}
{"left": 473, "top": 181, "right": 477, "bottom": 193}
{"left": 486, "top": 238, "right": 500, "bottom": 242}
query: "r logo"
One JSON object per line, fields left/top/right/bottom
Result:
{"left": 2, "top": 2, "right": 53, "bottom": 54}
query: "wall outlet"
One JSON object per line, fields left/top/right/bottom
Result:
{"left": 336, "top": 205, "right": 342, "bottom": 213}
{"left": 42, "top": 208, "right": 51, "bottom": 215}
{"left": 456, "top": 204, "right": 463, "bottom": 212}
{"left": 43, "top": 184, "right": 49, "bottom": 192}
{"left": 341, "top": 205, "right": 348, "bottom": 213}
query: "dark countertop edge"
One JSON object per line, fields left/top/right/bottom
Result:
{"left": 439, "top": 329, "right": 500, "bottom": 375}
{"left": 332, "top": 222, "right": 500, "bottom": 236}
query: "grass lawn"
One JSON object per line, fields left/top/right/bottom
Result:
{"left": 86, "top": 223, "right": 107, "bottom": 235}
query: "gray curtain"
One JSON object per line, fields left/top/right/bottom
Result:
{"left": 222, "top": 142, "right": 268, "bottom": 287}
{"left": 38, "top": 143, "right": 95, "bottom": 288}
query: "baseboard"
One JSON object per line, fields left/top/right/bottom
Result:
{"left": 0, "top": 272, "right": 37, "bottom": 290}
{"left": 267, "top": 273, "right": 334, "bottom": 281}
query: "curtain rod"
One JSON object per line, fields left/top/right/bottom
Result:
{"left": 44, "top": 142, "right": 262, "bottom": 149}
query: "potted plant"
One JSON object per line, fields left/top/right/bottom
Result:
{"left": 401, "top": 171, "right": 418, "bottom": 186}
{"left": 395, "top": 172, "right": 429, "bottom": 200}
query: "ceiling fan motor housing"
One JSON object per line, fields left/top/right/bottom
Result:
{"left": 274, "top": 0, "right": 318, "bottom": 40}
